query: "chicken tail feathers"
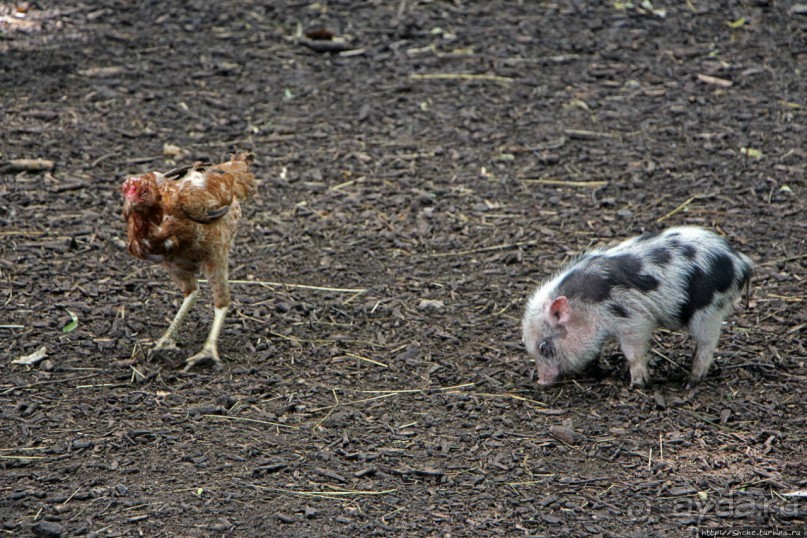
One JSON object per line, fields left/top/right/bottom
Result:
{"left": 226, "top": 152, "right": 257, "bottom": 203}
{"left": 232, "top": 151, "right": 255, "bottom": 165}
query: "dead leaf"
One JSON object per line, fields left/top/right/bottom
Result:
{"left": 12, "top": 346, "right": 47, "bottom": 365}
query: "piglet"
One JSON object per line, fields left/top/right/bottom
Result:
{"left": 522, "top": 226, "right": 752, "bottom": 388}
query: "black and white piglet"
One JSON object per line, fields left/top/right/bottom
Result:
{"left": 522, "top": 226, "right": 752, "bottom": 388}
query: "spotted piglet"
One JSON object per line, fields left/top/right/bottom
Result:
{"left": 522, "top": 226, "right": 753, "bottom": 388}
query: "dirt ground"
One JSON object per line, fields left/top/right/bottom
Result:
{"left": 1, "top": 1, "right": 806, "bottom": 536}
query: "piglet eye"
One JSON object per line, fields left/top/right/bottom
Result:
{"left": 538, "top": 339, "right": 554, "bottom": 357}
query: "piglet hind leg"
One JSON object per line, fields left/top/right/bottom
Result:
{"left": 617, "top": 332, "right": 653, "bottom": 388}
{"left": 685, "top": 315, "right": 724, "bottom": 389}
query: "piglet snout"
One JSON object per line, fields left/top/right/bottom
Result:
{"left": 536, "top": 363, "right": 560, "bottom": 385}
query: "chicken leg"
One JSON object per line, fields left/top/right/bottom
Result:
{"left": 182, "top": 306, "right": 227, "bottom": 371}
{"left": 153, "top": 267, "right": 227, "bottom": 371}
{"left": 154, "top": 289, "right": 198, "bottom": 352}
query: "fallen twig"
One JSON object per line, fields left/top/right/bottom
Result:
{"left": 656, "top": 193, "right": 715, "bottom": 223}
{"left": 200, "top": 279, "right": 366, "bottom": 294}
{"left": 245, "top": 481, "right": 397, "bottom": 500}
{"left": 0, "top": 373, "right": 101, "bottom": 395}
{"left": 310, "top": 383, "right": 476, "bottom": 413}
{"left": 0, "top": 231, "right": 44, "bottom": 237}
{"left": 409, "top": 73, "right": 513, "bottom": 84}
{"left": 470, "top": 391, "right": 565, "bottom": 411}
{"left": 0, "top": 158, "right": 54, "bottom": 174}
{"left": 202, "top": 414, "right": 299, "bottom": 430}
{"left": 429, "top": 240, "right": 537, "bottom": 258}
{"left": 522, "top": 178, "right": 608, "bottom": 188}
{"left": 761, "top": 253, "right": 807, "bottom": 266}
{"left": 563, "top": 129, "right": 617, "bottom": 140}
{"left": 342, "top": 352, "right": 388, "bottom": 368}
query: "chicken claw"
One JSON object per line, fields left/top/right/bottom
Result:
{"left": 182, "top": 347, "right": 223, "bottom": 372}
{"left": 181, "top": 306, "right": 228, "bottom": 372}
{"left": 153, "top": 336, "right": 180, "bottom": 353}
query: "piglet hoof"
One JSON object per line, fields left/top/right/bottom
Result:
{"left": 683, "top": 377, "right": 704, "bottom": 391}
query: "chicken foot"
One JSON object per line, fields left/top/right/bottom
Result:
{"left": 154, "top": 290, "right": 199, "bottom": 352}
{"left": 182, "top": 306, "right": 228, "bottom": 371}
{"left": 151, "top": 291, "right": 228, "bottom": 371}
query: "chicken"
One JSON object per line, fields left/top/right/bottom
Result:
{"left": 121, "top": 152, "right": 256, "bottom": 371}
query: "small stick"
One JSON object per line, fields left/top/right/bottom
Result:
{"left": 249, "top": 482, "right": 397, "bottom": 498}
{"left": 0, "top": 373, "right": 101, "bottom": 395}
{"left": 0, "top": 159, "right": 54, "bottom": 173}
{"left": 310, "top": 392, "right": 400, "bottom": 412}
{"left": 650, "top": 348, "right": 686, "bottom": 370}
{"left": 430, "top": 240, "right": 537, "bottom": 258}
{"left": 761, "top": 253, "right": 807, "bottom": 266}
{"left": 766, "top": 293, "right": 802, "bottom": 302}
{"left": 313, "top": 389, "right": 340, "bottom": 430}
{"left": 311, "top": 383, "right": 477, "bottom": 412}
{"left": 409, "top": 73, "right": 513, "bottom": 83}
{"left": 563, "top": 129, "right": 617, "bottom": 140}
{"left": 90, "top": 152, "right": 117, "bottom": 167}
{"left": 506, "top": 476, "right": 557, "bottom": 487}
{"left": 288, "top": 488, "right": 397, "bottom": 497}
{"left": 200, "top": 279, "right": 367, "bottom": 294}
{"left": 0, "top": 231, "right": 44, "bottom": 237}
{"left": 474, "top": 391, "right": 547, "bottom": 405}
{"left": 202, "top": 414, "right": 299, "bottom": 430}
{"left": 362, "top": 382, "right": 476, "bottom": 394}
{"left": 343, "top": 352, "right": 388, "bottom": 368}
{"left": 656, "top": 193, "right": 715, "bottom": 223}
{"left": 0, "top": 325, "right": 24, "bottom": 329}
{"left": 522, "top": 178, "right": 608, "bottom": 188}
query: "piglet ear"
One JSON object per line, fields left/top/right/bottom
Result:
{"left": 549, "top": 296, "right": 572, "bottom": 325}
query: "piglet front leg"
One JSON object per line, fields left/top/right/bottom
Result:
{"left": 618, "top": 332, "right": 652, "bottom": 388}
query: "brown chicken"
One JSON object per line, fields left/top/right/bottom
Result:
{"left": 122, "top": 152, "right": 256, "bottom": 371}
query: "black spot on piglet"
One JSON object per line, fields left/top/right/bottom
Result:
{"left": 649, "top": 247, "right": 672, "bottom": 266}
{"left": 558, "top": 254, "right": 660, "bottom": 303}
{"left": 608, "top": 303, "right": 630, "bottom": 318}
{"left": 558, "top": 270, "right": 612, "bottom": 302}
{"left": 677, "top": 253, "right": 741, "bottom": 324}
{"left": 677, "top": 266, "right": 713, "bottom": 325}
{"left": 679, "top": 244, "right": 697, "bottom": 260}
{"left": 710, "top": 253, "right": 735, "bottom": 294}
{"left": 605, "top": 254, "right": 660, "bottom": 293}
